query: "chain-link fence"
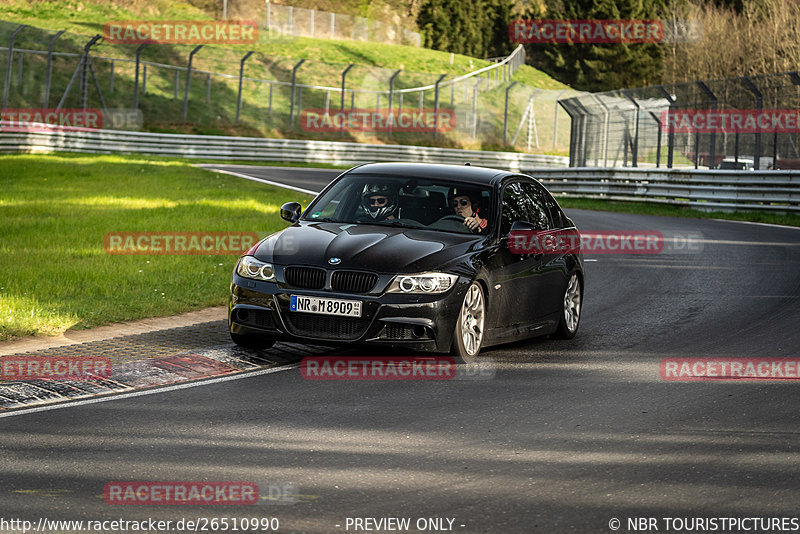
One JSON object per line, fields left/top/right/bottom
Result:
{"left": 0, "top": 20, "right": 576, "bottom": 154}
{"left": 264, "top": 3, "right": 421, "bottom": 47}
{"left": 559, "top": 71, "right": 800, "bottom": 170}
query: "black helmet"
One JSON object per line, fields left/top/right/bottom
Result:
{"left": 361, "top": 183, "right": 399, "bottom": 220}
{"left": 448, "top": 186, "right": 483, "bottom": 211}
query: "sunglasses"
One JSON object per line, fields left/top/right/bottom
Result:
{"left": 451, "top": 199, "right": 471, "bottom": 207}
{"left": 369, "top": 196, "right": 389, "bottom": 206}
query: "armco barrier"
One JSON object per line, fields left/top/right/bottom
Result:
{"left": 0, "top": 128, "right": 567, "bottom": 171}
{"left": 530, "top": 168, "right": 800, "bottom": 212}
{"left": 3, "top": 128, "right": 796, "bottom": 212}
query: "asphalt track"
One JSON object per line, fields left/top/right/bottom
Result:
{"left": 2, "top": 165, "right": 800, "bottom": 534}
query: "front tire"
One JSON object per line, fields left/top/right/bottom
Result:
{"left": 553, "top": 273, "right": 582, "bottom": 339}
{"left": 451, "top": 281, "right": 486, "bottom": 363}
{"left": 230, "top": 332, "right": 275, "bottom": 350}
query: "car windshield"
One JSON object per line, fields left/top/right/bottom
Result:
{"left": 302, "top": 174, "right": 494, "bottom": 235}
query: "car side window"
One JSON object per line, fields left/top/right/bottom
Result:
{"left": 521, "top": 183, "right": 553, "bottom": 231}
{"left": 500, "top": 182, "right": 528, "bottom": 235}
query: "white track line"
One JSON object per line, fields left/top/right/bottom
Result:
{"left": 710, "top": 218, "right": 800, "bottom": 231}
{"left": 200, "top": 167, "right": 320, "bottom": 196}
{"left": 0, "top": 364, "right": 298, "bottom": 419}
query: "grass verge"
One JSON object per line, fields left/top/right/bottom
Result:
{"left": 0, "top": 153, "right": 313, "bottom": 341}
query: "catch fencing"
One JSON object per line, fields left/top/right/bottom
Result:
{"left": 0, "top": 20, "right": 577, "bottom": 154}
{"left": 559, "top": 71, "right": 800, "bottom": 170}
{"left": 534, "top": 167, "right": 800, "bottom": 212}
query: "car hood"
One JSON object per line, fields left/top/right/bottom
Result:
{"left": 253, "top": 222, "right": 482, "bottom": 273}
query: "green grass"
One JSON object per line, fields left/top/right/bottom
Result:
{"left": 0, "top": 0, "right": 570, "bottom": 153}
{"left": 0, "top": 153, "right": 313, "bottom": 341}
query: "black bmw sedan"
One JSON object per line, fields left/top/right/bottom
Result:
{"left": 229, "top": 162, "right": 583, "bottom": 362}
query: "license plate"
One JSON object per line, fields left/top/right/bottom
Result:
{"left": 289, "top": 295, "right": 362, "bottom": 317}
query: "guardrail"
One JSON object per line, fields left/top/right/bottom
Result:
{"left": 4, "top": 128, "right": 796, "bottom": 212}
{"left": 530, "top": 168, "right": 800, "bottom": 212}
{"left": 0, "top": 128, "right": 568, "bottom": 171}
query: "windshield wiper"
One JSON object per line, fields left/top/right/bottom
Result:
{"left": 306, "top": 217, "right": 340, "bottom": 223}
{"left": 374, "top": 220, "right": 426, "bottom": 230}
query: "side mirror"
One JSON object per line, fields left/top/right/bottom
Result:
{"left": 280, "top": 202, "right": 302, "bottom": 223}
{"left": 503, "top": 220, "right": 537, "bottom": 247}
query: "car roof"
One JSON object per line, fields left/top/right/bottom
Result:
{"left": 345, "top": 162, "right": 513, "bottom": 186}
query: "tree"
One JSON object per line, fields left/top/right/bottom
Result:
{"left": 417, "top": 0, "right": 516, "bottom": 58}
{"left": 523, "top": 0, "right": 664, "bottom": 91}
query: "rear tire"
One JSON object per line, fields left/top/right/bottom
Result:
{"left": 451, "top": 281, "right": 485, "bottom": 363}
{"left": 230, "top": 332, "right": 275, "bottom": 350}
{"left": 553, "top": 273, "right": 582, "bottom": 339}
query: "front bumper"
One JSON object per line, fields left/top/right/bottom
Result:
{"left": 229, "top": 272, "right": 469, "bottom": 353}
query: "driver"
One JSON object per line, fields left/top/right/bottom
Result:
{"left": 361, "top": 183, "right": 399, "bottom": 221}
{"left": 449, "top": 186, "right": 487, "bottom": 233}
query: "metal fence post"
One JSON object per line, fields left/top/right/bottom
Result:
{"left": 650, "top": 111, "right": 662, "bottom": 168}
{"left": 43, "top": 29, "right": 65, "bottom": 108}
{"left": 388, "top": 69, "right": 401, "bottom": 134}
{"left": 81, "top": 35, "right": 102, "bottom": 111}
{"left": 339, "top": 63, "right": 353, "bottom": 136}
{"left": 268, "top": 83, "right": 273, "bottom": 115}
{"left": 740, "top": 76, "right": 763, "bottom": 170}
{"left": 697, "top": 81, "right": 717, "bottom": 168}
{"left": 503, "top": 81, "right": 518, "bottom": 145}
{"left": 657, "top": 86, "right": 676, "bottom": 168}
{"left": 590, "top": 94, "right": 610, "bottom": 167}
{"left": 433, "top": 74, "right": 447, "bottom": 140}
{"left": 109, "top": 60, "right": 114, "bottom": 94}
{"left": 471, "top": 78, "right": 483, "bottom": 141}
{"left": 235, "top": 50, "right": 254, "bottom": 123}
{"left": 561, "top": 103, "right": 575, "bottom": 167}
{"left": 287, "top": 59, "right": 306, "bottom": 126}
{"left": 622, "top": 91, "right": 639, "bottom": 167}
{"left": 182, "top": 45, "right": 203, "bottom": 120}
{"left": 3, "top": 25, "right": 27, "bottom": 110}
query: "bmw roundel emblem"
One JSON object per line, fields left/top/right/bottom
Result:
{"left": 328, "top": 257, "right": 342, "bottom": 265}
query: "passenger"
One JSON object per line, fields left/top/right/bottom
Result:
{"left": 449, "top": 187, "right": 487, "bottom": 233}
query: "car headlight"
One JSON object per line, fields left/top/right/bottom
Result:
{"left": 237, "top": 256, "right": 275, "bottom": 282}
{"left": 387, "top": 272, "right": 458, "bottom": 294}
